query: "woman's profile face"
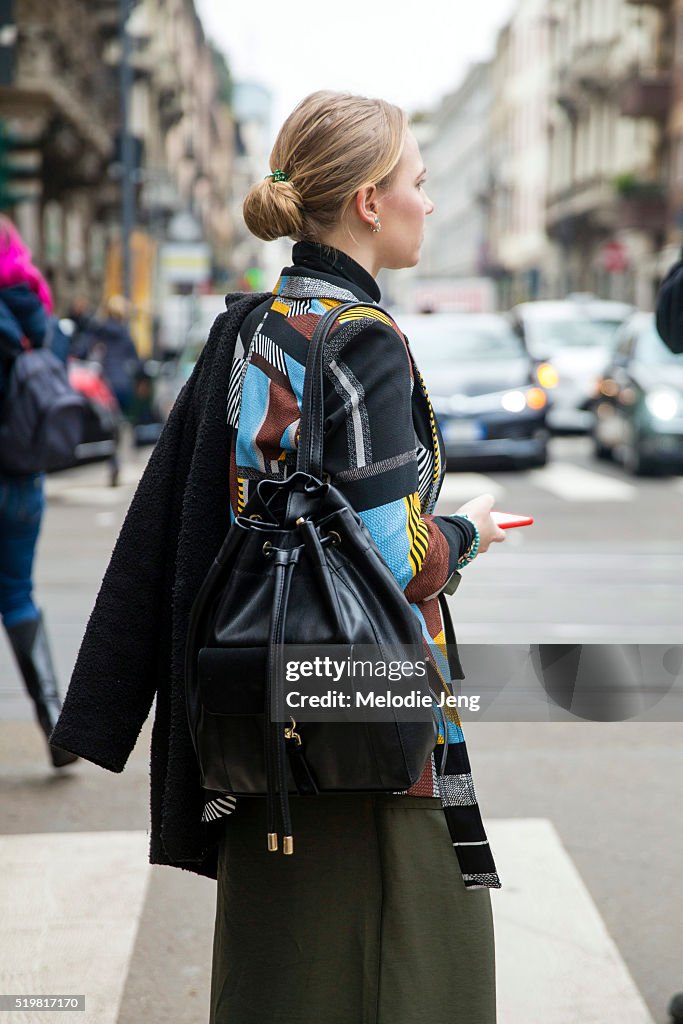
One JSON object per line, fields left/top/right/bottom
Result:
{"left": 375, "top": 131, "right": 434, "bottom": 271}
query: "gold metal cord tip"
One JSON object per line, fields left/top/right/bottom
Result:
{"left": 268, "top": 833, "right": 278, "bottom": 852}
{"left": 283, "top": 836, "right": 294, "bottom": 855}
{"left": 295, "top": 516, "right": 305, "bottom": 525}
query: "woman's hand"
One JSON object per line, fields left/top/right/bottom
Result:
{"left": 454, "top": 493, "right": 506, "bottom": 554}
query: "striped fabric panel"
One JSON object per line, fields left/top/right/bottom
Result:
{"left": 416, "top": 443, "right": 434, "bottom": 507}
{"left": 227, "top": 335, "right": 247, "bottom": 429}
{"left": 236, "top": 476, "right": 246, "bottom": 515}
{"left": 250, "top": 331, "right": 288, "bottom": 375}
{"left": 335, "top": 306, "right": 398, "bottom": 331}
{"left": 202, "top": 793, "right": 237, "bottom": 822}
{"left": 272, "top": 296, "right": 340, "bottom": 318}
{"left": 414, "top": 365, "right": 441, "bottom": 490}
{"left": 332, "top": 448, "right": 415, "bottom": 484}
{"left": 327, "top": 356, "right": 372, "bottom": 469}
{"left": 404, "top": 491, "right": 429, "bottom": 576}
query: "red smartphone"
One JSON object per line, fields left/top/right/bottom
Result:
{"left": 491, "top": 511, "right": 534, "bottom": 529}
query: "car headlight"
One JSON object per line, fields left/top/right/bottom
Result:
{"left": 501, "top": 390, "right": 527, "bottom": 412}
{"left": 645, "top": 389, "right": 680, "bottom": 421}
{"left": 500, "top": 389, "right": 547, "bottom": 412}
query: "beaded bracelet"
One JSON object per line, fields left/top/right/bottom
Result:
{"left": 454, "top": 513, "right": 480, "bottom": 570}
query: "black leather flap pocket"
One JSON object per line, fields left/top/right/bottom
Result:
{"left": 197, "top": 647, "right": 266, "bottom": 715}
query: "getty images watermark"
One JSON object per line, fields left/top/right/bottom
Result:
{"left": 269, "top": 644, "right": 683, "bottom": 723}
{"left": 284, "top": 652, "right": 480, "bottom": 714}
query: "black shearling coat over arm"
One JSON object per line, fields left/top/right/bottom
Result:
{"left": 51, "top": 292, "right": 271, "bottom": 878}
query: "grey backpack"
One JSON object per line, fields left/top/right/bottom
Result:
{"left": 0, "top": 347, "right": 86, "bottom": 475}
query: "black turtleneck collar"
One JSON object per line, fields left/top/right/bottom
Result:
{"left": 283, "top": 241, "right": 381, "bottom": 304}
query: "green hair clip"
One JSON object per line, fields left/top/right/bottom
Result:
{"left": 266, "top": 169, "right": 288, "bottom": 183}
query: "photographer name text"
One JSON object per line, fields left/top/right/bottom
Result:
{"left": 285, "top": 689, "right": 480, "bottom": 711}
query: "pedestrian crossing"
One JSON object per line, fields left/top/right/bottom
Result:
{"left": 0, "top": 832, "right": 150, "bottom": 1024}
{"left": 43, "top": 455, "right": 680, "bottom": 510}
{"left": 523, "top": 462, "right": 637, "bottom": 501}
{"left": 0, "top": 823, "right": 655, "bottom": 1024}
{"left": 437, "top": 460, "right": 679, "bottom": 506}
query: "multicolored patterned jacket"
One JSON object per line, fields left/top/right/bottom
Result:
{"left": 203, "top": 243, "right": 500, "bottom": 890}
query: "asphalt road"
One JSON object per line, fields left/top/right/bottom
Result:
{"left": 438, "top": 435, "right": 683, "bottom": 643}
{"left": 0, "top": 436, "right": 681, "bottom": 1023}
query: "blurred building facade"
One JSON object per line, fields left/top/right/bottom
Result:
{"left": 420, "top": 0, "right": 680, "bottom": 310}
{"left": 0, "top": 0, "right": 238, "bottom": 343}
{"left": 665, "top": 0, "right": 683, "bottom": 262}
{"left": 545, "top": 0, "right": 667, "bottom": 308}
{"left": 419, "top": 63, "right": 493, "bottom": 281}
{"left": 488, "top": 0, "right": 555, "bottom": 307}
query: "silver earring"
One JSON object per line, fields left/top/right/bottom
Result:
{"left": 371, "top": 215, "right": 381, "bottom": 233}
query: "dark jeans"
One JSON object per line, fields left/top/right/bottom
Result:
{"left": 0, "top": 473, "right": 45, "bottom": 629}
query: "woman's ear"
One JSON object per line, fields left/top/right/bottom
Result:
{"left": 354, "top": 185, "right": 379, "bottom": 229}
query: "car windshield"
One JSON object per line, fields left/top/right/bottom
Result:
{"left": 636, "top": 323, "right": 683, "bottom": 364}
{"left": 403, "top": 319, "right": 525, "bottom": 366}
{"left": 525, "top": 317, "right": 622, "bottom": 352}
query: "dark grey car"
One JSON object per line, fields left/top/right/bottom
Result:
{"left": 401, "top": 313, "right": 551, "bottom": 469}
{"left": 592, "top": 312, "right": 683, "bottom": 475}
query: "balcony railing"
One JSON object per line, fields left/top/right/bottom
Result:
{"left": 546, "top": 177, "right": 619, "bottom": 234}
{"left": 571, "top": 39, "right": 617, "bottom": 93}
{"left": 619, "top": 72, "right": 671, "bottom": 119}
{"left": 618, "top": 192, "right": 668, "bottom": 230}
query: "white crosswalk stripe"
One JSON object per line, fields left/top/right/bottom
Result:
{"left": 0, "top": 832, "right": 150, "bottom": 1024}
{"left": 0, "top": 824, "right": 655, "bottom": 1024}
{"left": 436, "top": 461, "right": 645, "bottom": 510}
{"left": 488, "top": 819, "right": 655, "bottom": 1023}
{"left": 524, "top": 462, "right": 637, "bottom": 501}
{"left": 437, "top": 472, "right": 507, "bottom": 507}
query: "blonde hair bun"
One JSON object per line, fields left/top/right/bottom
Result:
{"left": 242, "top": 90, "right": 408, "bottom": 243}
{"left": 243, "top": 177, "right": 304, "bottom": 242}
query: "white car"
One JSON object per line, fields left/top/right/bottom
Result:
{"left": 509, "top": 298, "right": 633, "bottom": 432}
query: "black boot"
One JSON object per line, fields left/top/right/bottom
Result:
{"left": 5, "top": 612, "right": 79, "bottom": 768}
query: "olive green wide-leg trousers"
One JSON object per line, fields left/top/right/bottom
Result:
{"left": 210, "top": 794, "right": 496, "bottom": 1024}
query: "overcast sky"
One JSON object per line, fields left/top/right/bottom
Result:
{"left": 195, "top": 2, "right": 517, "bottom": 144}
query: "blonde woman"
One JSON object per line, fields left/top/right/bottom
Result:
{"left": 216, "top": 91, "right": 506, "bottom": 1022}
{"left": 53, "top": 92, "right": 505, "bottom": 1023}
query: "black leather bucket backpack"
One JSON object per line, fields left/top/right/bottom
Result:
{"left": 185, "top": 304, "right": 441, "bottom": 854}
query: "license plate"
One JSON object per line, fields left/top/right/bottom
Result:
{"left": 443, "top": 419, "right": 481, "bottom": 443}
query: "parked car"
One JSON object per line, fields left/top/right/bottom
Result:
{"left": 591, "top": 312, "right": 683, "bottom": 475}
{"left": 509, "top": 297, "right": 633, "bottom": 432}
{"left": 400, "top": 313, "right": 551, "bottom": 469}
